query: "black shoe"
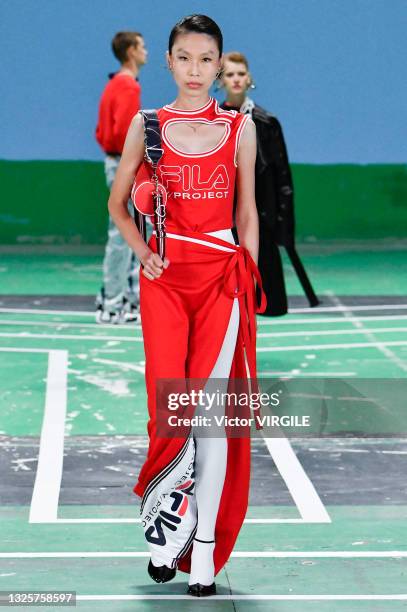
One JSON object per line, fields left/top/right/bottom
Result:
{"left": 147, "top": 559, "right": 176, "bottom": 583}
{"left": 187, "top": 537, "right": 216, "bottom": 597}
{"left": 121, "top": 297, "right": 141, "bottom": 323}
{"left": 187, "top": 582, "right": 217, "bottom": 597}
{"left": 95, "top": 288, "right": 122, "bottom": 324}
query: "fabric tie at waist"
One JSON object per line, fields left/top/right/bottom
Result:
{"left": 222, "top": 247, "right": 267, "bottom": 430}
{"left": 223, "top": 245, "right": 267, "bottom": 374}
{"left": 152, "top": 227, "right": 267, "bottom": 430}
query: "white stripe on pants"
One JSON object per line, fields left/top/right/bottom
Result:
{"left": 192, "top": 228, "right": 240, "bottom": 541}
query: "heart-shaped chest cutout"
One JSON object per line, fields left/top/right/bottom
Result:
{"left": 165, "top": 120, "right": 228, "bottom": 154}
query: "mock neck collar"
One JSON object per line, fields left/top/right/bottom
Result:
{"left": 163, "top": 96, "right": 214, "bottom": 115}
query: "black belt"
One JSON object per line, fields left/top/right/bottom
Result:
{"left": 105, "top": 151, "right": 121, "bottom": 156}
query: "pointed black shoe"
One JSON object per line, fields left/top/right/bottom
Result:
{"left": 187, "top": 582, "right": 217, "bottom": 597}
{"left": 148, "top": 559, "right": 176, "bottom": 583}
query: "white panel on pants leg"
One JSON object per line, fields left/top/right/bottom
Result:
{"left": 192, "top": 297, "right": 239, "bottom": 541}
{"left": 208, "top": 297, "right": 240, "bottom": 379}
{"left": 189, "top": 296, "right": 240, "bottom": 584}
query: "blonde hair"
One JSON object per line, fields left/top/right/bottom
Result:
{"left": 222, "top": 51, "right": 249, "bottom": 69}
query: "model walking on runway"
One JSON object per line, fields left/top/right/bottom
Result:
{"left": 108, "top": 14, "right": 266, "bottom": 597}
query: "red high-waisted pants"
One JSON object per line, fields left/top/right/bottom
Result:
{"left": 134, "top": 226, "right": 266, "bottom": 576}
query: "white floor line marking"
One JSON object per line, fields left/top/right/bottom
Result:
{"left": 29, "top": 350, "right": 68, "bottom": 523}
{"left": 244, "top": 343, "right": 329, "bottom": 524}
{"left": 258, "top": 327, "right": 407, "bottom": 338}
{"left": 0, "top": 332, "right": 142, "bottom": 342}
{"left": 257, "top": 341, "right": 407, "bottom": 352}
{"left": 48, "top": 518, "right": 306, "bottom": 524}
{"left": 288, "top": 304, "right": 407, "bottom": 314}
{"left": 0, "top": 329, "right": 405, "bottom": 345}
{"left": 1, "top": 328, "right": 404, "bottom": 344}
{"left": 261, "top": 436, "right": 331, "bottom": 523}
{"left": 0, "top": 308, "right": 96, "bottom": 316}
{"left": 0, "top": 328, "right": 407, "bottom": 346}
{"left": 75, "top": 595, "right": 407, "bottom": 601}
{"left": 1, "top": 303, "right": 407, "bottom": 318}
{"left": 1, "top": 551, "right": 405, "bottom": 558}
{"left": 309, "top": 448, "right": 370, "bottom": 453}
{"left": 91, "top": 358, "right": 145, "bottom": 373}
{"left": 0, "top": 347, "right": 53, "bottom": 353}
{"left": 326, "top": 292, "right": 407, "bottom": 373}
{"left": 258, "top": 314, "right": 407, "bottom": 326}
{"left": 0, "top": 319, "right": 142, "bottom": 331}
{"left": 258, "top": 371, "right": 357, "bottom": 377}
{"left": 2, "top": 314, "right": 407, "bottom": 328}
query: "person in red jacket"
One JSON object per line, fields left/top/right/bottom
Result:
{"left": 95, "top": 31, "right": 148, "bottom": 323}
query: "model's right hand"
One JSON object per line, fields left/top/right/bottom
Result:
{"left": 141, "top": 251, "right": 170, "bottom": 280}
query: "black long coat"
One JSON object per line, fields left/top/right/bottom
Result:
{"left": 220, "top": 100, "right": 295, "bottom": 316}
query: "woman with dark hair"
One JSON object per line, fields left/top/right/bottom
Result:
{"left": 218, "top": 51, "right": 295, "bottom": 316}
{"left": 108, "top": 15, "right": 266, "bottom": 596}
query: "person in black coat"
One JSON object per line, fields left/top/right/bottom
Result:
{"left": 217, "top": 51, "right": 296, "bottom": 316}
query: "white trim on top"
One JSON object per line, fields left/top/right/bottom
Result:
{"left": 213, "top": 98, "right": 238, "bottom": 118}
{"left": 162, "top": 96, "right": 214, "bottom": 114}
{"left": 234, "top": 114, "right": 251, "bottom": 168}
{"left": 162, "top": 118, "right": 231, "bottom": 158}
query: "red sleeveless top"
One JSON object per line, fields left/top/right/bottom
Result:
{"left": 133, "top": 96, "right": 250, "bottom": 233}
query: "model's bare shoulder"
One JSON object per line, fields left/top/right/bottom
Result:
{"left": 121, "top": 111, "right": 145, "bottom": 166}
{"left": 240, "top": 115, "right": 256, "bottom": 142}
{"left": 236, "top": 116, "right": 257, "bottom": 168}
{"left": 127, "top": 111, "right": 144, "bottom": 139}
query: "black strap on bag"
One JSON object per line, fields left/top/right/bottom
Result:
{"left": 137, "top": 109, "right": 166, "bottom": 260}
